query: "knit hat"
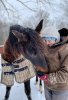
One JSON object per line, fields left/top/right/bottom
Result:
{"left": 41, "top": 26, "right": 60, "bottom": 42}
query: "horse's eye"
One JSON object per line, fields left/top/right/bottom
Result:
{"left": 28, "top": 47, "right": 37, "bottom": 55}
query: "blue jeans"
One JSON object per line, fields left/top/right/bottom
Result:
{"left": 44, "top": 85, "right": 68, "bottom": 100}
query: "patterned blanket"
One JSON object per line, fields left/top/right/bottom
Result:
{"left": 1, "top": 55, "right": 36, "bottom": 86}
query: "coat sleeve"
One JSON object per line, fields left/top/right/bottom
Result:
{"left": 46, "top": 45, "right": 68, "bottom": 74}
{"left": 47, "top": 54, "right": 68, "bottom": 84}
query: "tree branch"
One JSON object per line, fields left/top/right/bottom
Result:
{"left": 17, "top": 0, "right": 36, "bottom": 12}
{"left": 0, "top": 0, "right": 9, "bottom": 16}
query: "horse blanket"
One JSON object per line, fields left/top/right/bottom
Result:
{"left": 0, "top": 55, "right": 36, "bottom": 86}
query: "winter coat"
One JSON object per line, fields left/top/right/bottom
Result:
{"left": 44, "top": 43, "right": 68, "bottom": 91}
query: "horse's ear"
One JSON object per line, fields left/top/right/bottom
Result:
{"left": 12, "top": 30, "right": 27, "bottom": 42}
{"left": 12, "top": 30, "right": 22, "bottom": 39}
{"left": 35, "top": 19, "right": 43, "bottom": 33}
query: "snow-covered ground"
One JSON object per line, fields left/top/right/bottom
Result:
{"left": 0, "top": 77, "right": 45, "bottom": 100}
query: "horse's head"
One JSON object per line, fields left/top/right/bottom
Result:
{"left": 12, "top": 20, "right": 48, "bottom": 69}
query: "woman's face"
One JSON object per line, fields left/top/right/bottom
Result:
{"left": 61, "top": 36, "right": 68, "bottom": 41}
{"left": 43, "top": 39, "right": 56, "bottom": 46}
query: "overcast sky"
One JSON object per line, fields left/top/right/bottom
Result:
{"left": 0, "top": 0, "right": 68, "bottom": 28}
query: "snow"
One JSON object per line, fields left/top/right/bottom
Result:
{"left": 0, "top": 77, "right": 45, "bottom": 100}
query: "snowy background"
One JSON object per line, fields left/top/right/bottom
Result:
{"left": 0, "top": 78, "right": 45, "bottom": 100}
{"left": 0, "top": 0, "right": 68, "bottom": 45}
{"left": 0, "top": 0, "right": 68, "bottom": 29}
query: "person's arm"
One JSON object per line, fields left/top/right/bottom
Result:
{"left": 46, "top": 55, "right": 68, "bottom": 84}
{"left": 38, "top": 54, "right": 68, "bottom": 85}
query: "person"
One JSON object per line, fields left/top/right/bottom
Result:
{"left": 37, "top": 26, "right": 68, "bottom": 100}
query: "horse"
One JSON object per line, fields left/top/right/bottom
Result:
{"left": 1, "top": 20, "right": 44, "bottom": 100}
{"left": 1, "top": 27, "right": 33, "bottom": 100}
{"left": 35, "top": 75, "right": 43, "bottom": 93}
{"left": 2, "top": 19, "right": 67, "bottom": 100}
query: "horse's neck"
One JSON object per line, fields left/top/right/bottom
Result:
{"left": 2, "top": 51, "right": 15, "bottom": 63}
{"left": 2, "top": 40, "right": 16, "bottom": 63}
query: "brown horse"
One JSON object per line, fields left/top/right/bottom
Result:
{"left": 9, "top": 26, "right": 68, "bottom": 96}
{"left": 2, "top": 20, "right": 67, "bottom": 100}
{"left": 1, "top": 20, "right": 43, "bottom": 100}
{"left": 1, "top": 26, "right": 32, "bottom": 100}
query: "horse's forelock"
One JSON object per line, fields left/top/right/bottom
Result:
{"left": 25, "top": 28, "right": 37, "bottom": 35}
{"left": 23, "top": 28, "right": 46, "bottom": 55}
{"left": 10, "top": 25, "right": 24, "bottom": 33}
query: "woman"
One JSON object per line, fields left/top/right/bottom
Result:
{"left": 37, "top": 26, "right": 68, "bottom": 100}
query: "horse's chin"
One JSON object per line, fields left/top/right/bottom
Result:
{"left": 35, "top": 66, "right": 47, "bottom": 73}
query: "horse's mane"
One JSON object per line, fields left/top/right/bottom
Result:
{"left": 2, "top": 25, "right": 23, "bottom": 62}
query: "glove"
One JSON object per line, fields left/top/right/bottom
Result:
{"left": 36, "top": 71, "right": 48, "bottom": 81}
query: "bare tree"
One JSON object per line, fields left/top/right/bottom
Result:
{"left": 0, "top": 0, "right": 68, "bottom": 41}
